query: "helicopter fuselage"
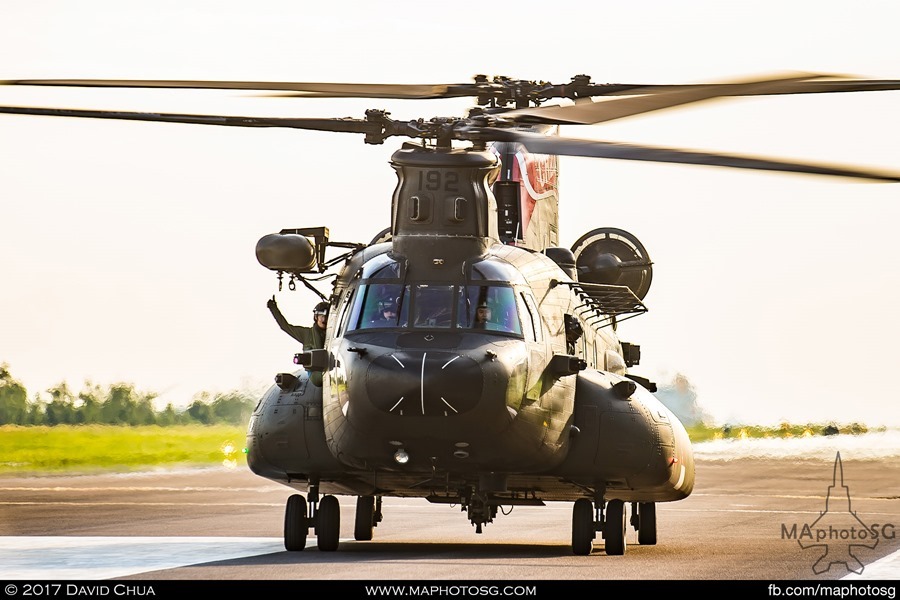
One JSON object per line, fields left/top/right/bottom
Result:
{"left": 248, "top": 274, "right": 692, "bottom": 504}
{"left": 247, "top": 144, "right": 694, "bottom": 511}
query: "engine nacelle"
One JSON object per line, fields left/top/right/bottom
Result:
{"left": 245, "top": 369, "right": 357, "bottom": 491}
{"left": 554, "top": 369, "right": 694, "bottom": 502}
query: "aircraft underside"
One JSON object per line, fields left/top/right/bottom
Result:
{"left": 263, "top": 469, "right": 670, "bottom": 555}
{"left": 247, "top": 366, "right": 693, "bottom": 556}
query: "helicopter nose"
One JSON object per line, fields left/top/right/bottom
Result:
{"left": 365, "top": 351, "right": 483, "bottom": 417}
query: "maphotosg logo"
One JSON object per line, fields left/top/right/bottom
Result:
{"left": 781, "top": 452, "right": 896, "bottom": 575}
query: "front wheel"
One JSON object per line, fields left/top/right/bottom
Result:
{"left": 316, "top": 494, "right": 341, "bottom": 551}
{"left": 604, "top": 499, "right": 627, "bottom": 556}
{"left": 637, "top": 502, "right": 657, "bottom": 545}
{"left": 571, "top": 498, "right": 595, "bottom": 556}
{"left": 284, "top": 494, "right": 308, "bottom": 551}
{"left": 355, "top": 495, "right": 375, "bottom": 541}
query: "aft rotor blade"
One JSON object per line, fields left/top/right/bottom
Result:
{"left": 1, "top": 78, "right": 480, "bottom": 99}
{"left": 480, "top": 128, "right": 900, "bottom": 182}
{"left": 502, "top": 73, "right": 834, "bottom": 125}
{"left": 0, "top": 105, "right": 385, "bottom": 134}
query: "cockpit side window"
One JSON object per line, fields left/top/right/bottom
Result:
{"left": 518, "top": 292, "right": 537, "bottom": 342}
{"left": 336, "top": 288, "right": 355, "bottom": 335}
{"left": 349, "top": 283, "right": 409, "bottom": 330}
{"left": 457, "top": 285, "right": 522, "bottom": 335}
{"left": 521, "top": 293, "right": 543, "bottom": 342}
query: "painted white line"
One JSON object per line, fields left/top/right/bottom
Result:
{"left": 440, "top": 397, "right": 459, "bottom": 413}
{"left": 0, "top": 536, "right": 286, "bottom": 580}
{"left": 421, "top": 353, "right": 427, "bottom": 414}
{"left": 842, "top": 548, "right": 900, "bottom": 580}
{"left": 0, "top": 486, "right": 274, "bottom": 492}
{"left": 0, "top": 501, "right": 284, "bottom": 507}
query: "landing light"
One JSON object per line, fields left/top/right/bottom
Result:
{"left": 393, "top": 449, "right": 410, "bottom": 465}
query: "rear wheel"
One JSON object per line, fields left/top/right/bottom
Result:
{"left": 316, "top": 494, "right": 341, "bottom": 551}
{"left": 354, "top": 495, "right": 375, "bottom": 541}
{"left": 571, "top": 498, "right": 595, "bottom": 556}
{"left": 637, "top": 502, "right": 657, "bottom": 545}
{"left": 284, "top": 494, "right": 308, "bottom": 551}
{"left": 604, "top": 499, "right": 627, "bottom": 556}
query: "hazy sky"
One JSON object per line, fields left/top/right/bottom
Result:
{"left": 1, "top": 0, "right": 898, "bottom": 427}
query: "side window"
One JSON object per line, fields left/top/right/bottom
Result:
{"left": 518, "top": 292, "right": 536, "bottom": 342}
{"left": 457, "top": 285, "right": 522, "bottom": 335}
{"left": 349, "top": 283, "right": 409, "bottom": 330}
{"left": 336, "top": 289, "right": 355, "bottom": 335}
{"left": 522, "top": 293, "right": 543, "bottom": 342}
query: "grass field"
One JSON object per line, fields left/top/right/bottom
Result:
{"left": 0, "top": 421, "right": 873, "bottom": 475}
{"left": 683, "top": 421, "right": 870, "bottom": 443}
{"left": 0, "top": 424, "right": 248, "bottom": 475}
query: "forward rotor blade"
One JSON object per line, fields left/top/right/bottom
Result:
{"left": 479, "top": 128, "right": 900, "bottom": 182}
{"left": 0, "top": 105, "right": 383, "bottom": 134}
{"left": 573, "top": 78, "right": 900, "bottom": 98}
{"left": 6, "top": 75, "right": 899, "bottom": 105}
{"left": 502, "top": 73, "right": 831, "bottom": 125}
{"left": 0, "top": 78, "right": 479, "bottom": 99}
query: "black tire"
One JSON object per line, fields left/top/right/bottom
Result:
{"left": 637, "top": 502, "right": 657, "bottom": 545}
{"left": 604, "top": 499, "right": 627, "bottom": 556}
{"left": 354, "top": 495, "right": 375, "bottom": 541}
{"left": 284, "top": 494, "right": 308, "bottom": 551}
{"left": 316, "top": 494, "right": 341, "bottom": 551}
{"left": 571, "top": 498, "right": 595, "bottom": 556}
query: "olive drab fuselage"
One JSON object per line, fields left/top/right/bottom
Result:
{"left": 247, "top": 143, "right": 694, "bottom": 508}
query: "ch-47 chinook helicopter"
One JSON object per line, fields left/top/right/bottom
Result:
{"left": 3, "top": 72, "right": 899, "bottom": 556}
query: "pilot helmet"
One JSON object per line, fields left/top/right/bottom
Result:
{"left": 313, "top": 301, "right": 330, "bottom": 317}
{"left": 379, "top": 299, "right": 398, "bottom": 313}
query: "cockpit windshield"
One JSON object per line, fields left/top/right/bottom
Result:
{"left": 346, "top": 282, "right": 521, "bottom": 335}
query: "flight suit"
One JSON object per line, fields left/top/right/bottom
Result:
{"left": 267, "top": 299, "right": 326, "bottom": 386}
{"left": 268, "top": 300, "right": 326, "bottom": 349}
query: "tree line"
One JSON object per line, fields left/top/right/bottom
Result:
{"left": 0, "top": 363, "right": 258, "bottom": 426}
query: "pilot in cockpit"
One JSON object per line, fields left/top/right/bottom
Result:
{"left": 371, "top": 299, "right": 399, "bottom": 326}
{"left": 473, "top": 302, "right": 498, "bottom": 330}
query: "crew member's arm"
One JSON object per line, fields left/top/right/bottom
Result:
{"left": 267, "top": 297, "right": 311, "bottom": 344}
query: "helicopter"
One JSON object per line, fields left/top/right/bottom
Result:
{"left": 2, "top": 72, "right": 899, "bottom": 556}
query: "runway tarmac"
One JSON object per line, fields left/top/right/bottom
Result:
{"left": 1, "top": 433, "right": 898, "bottom": 581}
